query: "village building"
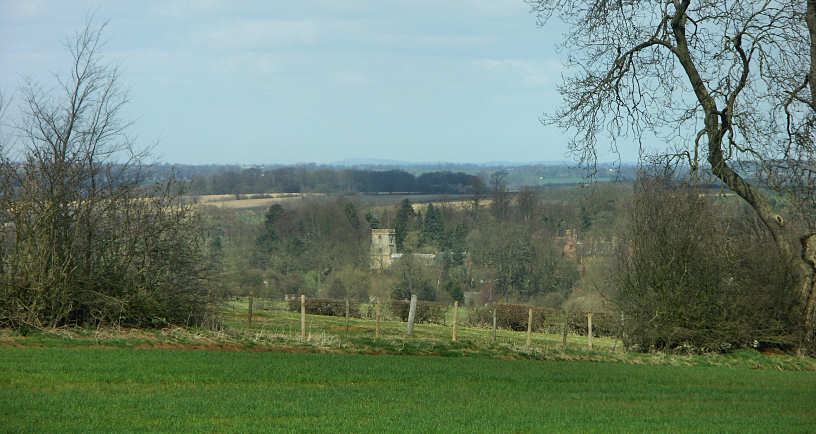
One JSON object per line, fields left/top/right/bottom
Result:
{"left": 370, "top": 228, "right": 436, "bottom": 270}
{"left": 370, "top": 228, "right": 397, "bottom": 270}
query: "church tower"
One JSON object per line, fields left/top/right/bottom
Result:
{"left": 370, "top": 228, "right": 396, "bottom": 270}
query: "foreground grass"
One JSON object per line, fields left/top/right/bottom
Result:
{"left": 1, "top": 347, "right": 815, "bottom": 432}
{"left": 2, "top": 302, "right": 815, "bottom": 432}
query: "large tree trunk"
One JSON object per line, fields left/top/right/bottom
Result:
{"left": 800, "top": 0, "right": 816, "bottom": 353}
{"left": 799, "top": 235, "right": 816, "bottom": 352}
{"left": 708, "top": 132, "right": 816, "bottom": 354}
{"left": 671, "top": 2, "right": 816, "bottom": 354}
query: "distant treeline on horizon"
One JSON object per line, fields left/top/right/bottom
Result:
{"left": 149, "top": 162, "right": 640, "bottom": 195}
{"left": 187, "top": 168, "right": 483, "bottom": 195}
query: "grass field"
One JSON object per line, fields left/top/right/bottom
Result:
{"left": 2, "top": 346, "right": 815, "bottom": 432}
{"left": 2, "top": 301, "right": 815, "bottom": 432}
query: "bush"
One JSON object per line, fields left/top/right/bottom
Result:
{"left": 469, "top": 304, "right": 556, "bottom": 332}
{"left": 613, "top": 176, "right": 799, "bottom": 352}
{"left": 468, "top": 303, "right": 619, "bottom": 337}
{"left": 0, "top": 22, "right": 221, "bottom": 330}
{"left": 389, "top": 300, "right": 448, "bottom": 324}
{"left": 567, "top": 311, "right": 619, "bottom": 337}
{"left": 287, "top": 298, "right": 361, "bottom": 318}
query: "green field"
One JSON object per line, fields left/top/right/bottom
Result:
{"left": 0, "top": 346, "right": 814, "bottom": 432}
{"left": 2, "top": 303, "right": 815, "bottom": 432}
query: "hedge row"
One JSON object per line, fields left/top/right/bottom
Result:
{"left": 468, "top": 304, "right": 619, "bottom": 337}
{"left": 285, "top": 297, "right": 619, "bottom": 337}
{"left": 286, "top": 298, "right": 361, "bottom": 318}
{"left": 389, "top": 300, "right": 448, "bottom": 325}
{"left": 285, "top": 297, "right": 446, "bottom": 325}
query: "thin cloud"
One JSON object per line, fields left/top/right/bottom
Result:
{"left": 151, "top": 0, "right": 225, "bottom": 17}
{"left": 197, "top": 19, "right": 320, "bottom": 49}
{"left": 473, "top": 58, "right": 560, "bottom": 87}
{"left": 0, "top": 0, "right": 49, "bottom": 19}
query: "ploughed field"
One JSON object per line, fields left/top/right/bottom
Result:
{"left": 1, "top": 346, "right": 814, "bottom": 432}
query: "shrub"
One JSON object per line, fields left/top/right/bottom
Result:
{"left": 0, "top": 22, "right": 220, "bottom": 330}
{"left": 287, "top": 298, "right": 361, "bottom": 318}
{"left": 567, "top": 311, "right": 619, "bottom": 337}
{"left": 613, "top": 176, "right": 799, "bottom": 352}
{"left": 389, "top": 300, "right": 448, "bottom": 324}
{"left": 468, "top": 304, "right": 556, "bottom": 332}
{"left": 468, "top": 303, "right": 619, "bottom": 337}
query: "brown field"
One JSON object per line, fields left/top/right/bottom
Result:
{"left": 191, "top": 192, "right": 487, "bottom": 211}
{"left": 192, "top": 192, "right": 326, "bottom": 209}
{"left": 410, "top": 200, "right": 489, "bottom": 213}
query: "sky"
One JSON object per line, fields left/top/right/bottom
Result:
{"left": 0, "top": 0, "right": 629, "bottom": 165}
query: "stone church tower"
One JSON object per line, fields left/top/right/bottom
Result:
{"left": 370, "top": 228, "right": 396, "bottom": 270}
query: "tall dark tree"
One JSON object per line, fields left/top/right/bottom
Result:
{"left": 490, "top": 170, "right": 510, "bottom": 220}
{"left": 421, "top": 203, "right": 445, "bottom": 247}
{"left": 257, "top": 204, "right": 284, "bottom": 254}
{"left": 469, "top": 176, "right": 487, "bottom": 219}
{"left": 394, "top": 199, "right": 415, "bottom": 251}
{"left": 344, "top": 201, "right": 361, "bottom": 230}
{"left": 516, "top": 186, "right": 538, "bottom": 222}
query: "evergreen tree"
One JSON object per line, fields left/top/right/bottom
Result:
{"left": 394, "top": 199, "right": 415, "bottom": 251}
{"left": 257, "top": 204, "right": 284, "bottom": 253}
{"left": 421, "top": 203, "right": 444, "bottom": 248}
{"left": 444, "top": 281, "right": 464, "bottom": 304}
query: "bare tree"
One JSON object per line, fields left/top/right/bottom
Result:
{"left": 0, "top": 20, "right": 215, "bottom": 330}
{"left": 530, "top": 1, "right": 816, "bottom": 353}
{"left": 490, "top": 170, "right": 510, "bottom": 220}
{"left": 516, "top": 186, "right": 538, "bottom": 222}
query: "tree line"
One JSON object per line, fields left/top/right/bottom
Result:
{"left": 189, "top": 167, "right": 482, "bottom": 195}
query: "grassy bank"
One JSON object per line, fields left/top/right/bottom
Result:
{"left": 3, "top": 298, "right": 814, "bottom": 371}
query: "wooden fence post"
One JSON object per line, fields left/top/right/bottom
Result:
{"left": 561, "top": 314, "right": 568, "bottom": 350}
{"left": 248, "top": 292, "right": 254, "bottom": 329}
{"left": 452, "top": 301, "right": 459, "bottom": 342}
{"left": 587, "top": 312, "right": 593, "bottom": 350}
{"left": 300, "top": 294, "right": 306, "bottom": 340}
{"left": 526, "top": 307, "right": 533, "bottom": 350}
{"left": 492, "top": 306, "right": 497, "bottom": 342}
{"left": 406, "top": 294, "right": 418, "bottom": 337}
{"left": 376, "top": 296, "right": 382, "bottom": 338}
{"left": 344, "top": 297, "right": 350, "bottom": 337}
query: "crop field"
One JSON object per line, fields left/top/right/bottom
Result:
{"left": 1, "top": 346, "right": 814, "bottom": 432}
{"left": 192, "top": 192, "right": 480, "bottom": 210}
{"left": 193, "top": 192, "right": 326, "bottom": 209}
{"left": 2, "top": 301, "right": 815, "bottom": 432}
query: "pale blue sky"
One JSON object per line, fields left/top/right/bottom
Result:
{"left": 0, "top": 0, "right": 627, "bottom": 165}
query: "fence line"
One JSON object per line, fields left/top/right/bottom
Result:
{"left": 263, "top": 295, "right": 615, "bottom": 348}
